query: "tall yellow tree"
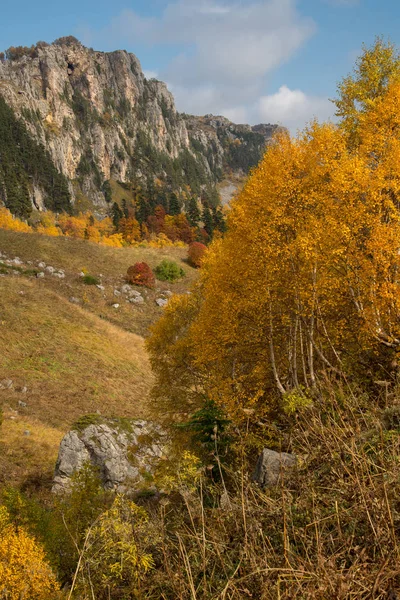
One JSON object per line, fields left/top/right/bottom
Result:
{"left": 148, "top": 41, "right": 400, "bottom": 422}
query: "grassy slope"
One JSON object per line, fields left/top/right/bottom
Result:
{"left": 0, "top": 229, "right": 196, "bottom": 486}
{"left": 0, "top": 229, "right": 197, "bottom": 336}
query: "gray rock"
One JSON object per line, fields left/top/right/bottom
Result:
{"left": 53, "top": 419, "right": 167, "bottom": 493}
{"left": 52, "top": 272, "right": 65, "bottom": 279}
{"left": 45, "top": 265, "right": 55, "bottom": 274}
{"left": 162, "top": 290, "right": 173, "bottom": 297}
{"left": 96, "top": 284, "right": 105, "bottom": 291}
{"left": 13, "top": 257, "right": 23, "bottom": 265}
{"left": 18, "top": 400, "right": 27, "bottom": 408}
{"left": 112, "top": 303, "right": 120, "bottom": 309}
{"left": 113, "top": 289, "right": 121, "bottom": 297}
{"left": 21, "top": 386, "right": 28, "bottom": 394}
{"left": 252, "top": 448, "right": 297, "bottom": 488}
{"left": 69, "top": 296, "right": 81, "bottom": 304}
{"left": 38, "top": 262, "right": 46, "bottom": 269}
{"left": 36, "top": 272, "right": 45, "bottom": 278}
{"left": 120, "top": 284, "right": 131, "bottom": 294}
{"left": 130, "top": 295, "right": 144, "bottom": 304}
{"left": 156, "top": 298, "right": 168, "bottom": 307}
{"left": 23, "top": 430, "right": 31, "bottom": 436}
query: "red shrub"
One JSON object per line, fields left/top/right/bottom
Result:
{"left": 188, "top": 242, "right": 207, "bottom": 268}
{"left": 126, "top": 262, "right": 155, "bottom": 287}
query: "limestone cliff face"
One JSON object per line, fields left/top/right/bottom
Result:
{"left": 0, "top": 38, "right": 284, "bottom": 210}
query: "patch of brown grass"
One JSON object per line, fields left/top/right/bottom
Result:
{"left": 0, "top": 276, "right": 156, "bottom": 486}
{"left": 0, "top": 228, "right": 197, "bottom": 336}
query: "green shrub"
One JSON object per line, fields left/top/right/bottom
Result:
{"left": 82, "top": 274, "right": 100, "bottom": 285}
{"left": 155, "top": 259, "right": 185, "bottom": 282}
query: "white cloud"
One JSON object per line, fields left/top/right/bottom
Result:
{"left": 89, "top": 0, "right": 338, "bottom": 131}
{"left": 257, "top": 85, "right": 334, "bottom": 132}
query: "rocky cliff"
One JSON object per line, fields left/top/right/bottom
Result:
{"left": 0, "top": 37, "right": 284, "bottom": 215}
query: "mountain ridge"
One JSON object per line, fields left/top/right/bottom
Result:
{"left": 0, "top": 36, "right": 285, "bottom": 216}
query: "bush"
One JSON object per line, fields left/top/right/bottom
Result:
{"left": 75, "top": 495, "right": 153, "bottom": 598}
{"left": 127, "top": 262, "right": 155, "bottom": 287}
{"left": 155, "top": 259, "right": 185, "bottom": 282}
{"left": 188, "top": 242, "right": 207, "bottom": 268}
{"left": 0, "top": 506, "right": 60, "bottom": 598}
{"left": 82, "top": 274, "right": 100, "bottom": 285}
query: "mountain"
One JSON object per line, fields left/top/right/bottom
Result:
{"left": 0, "top": 37, "right": 284, "bottom": 217}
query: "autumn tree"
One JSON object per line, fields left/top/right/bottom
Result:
{"left": 119, "top": 216, "right": 141, "bottom": 244}
{"left": 335, "top": 36, "right": 400, "bottom": 145}
{"left": 148, "top": 40, "right": 400, "bottom": 422}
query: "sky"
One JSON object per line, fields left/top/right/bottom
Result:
{"left": 1, "top": 0, "right": 399, "bottom": 132}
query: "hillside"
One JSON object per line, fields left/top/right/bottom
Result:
{"left": 0, "top": 37, "right": 284, "bottom": 217}
{"left": 0, "top": 228, "right": 196, "bottom": 486}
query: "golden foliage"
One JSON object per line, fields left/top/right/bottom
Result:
{"left": 148, "top": 40, "right": 400, "bottom": 422}
{"left": 0, "top": 506, "right": 60, "bottom": 599}
{"left": 0, "top": 207, "right": 186, "bottom": 249}
{"left": 0, "top": 207, "right": 32, "bottom": 233}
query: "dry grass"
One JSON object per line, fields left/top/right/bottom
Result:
{"left": 136, "top": 382, "right": 400, "bottom": 599}
{"left": 0, "top": 228, "right": 197, "bottom": 336}
{"left": 0, "top": 226, "right": 197, "bottom": 486}
{"left": 0, "top": 411, "right": 63, "bottom": 487}
{"left": 0, "top": 228, "right": 194, "bottom": 280}
{"left": 0, "top": 275, "right": 157, "bottom": 486}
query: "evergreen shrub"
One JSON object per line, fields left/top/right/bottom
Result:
{"left": 155, "top": 259, "right": 185, "bottom": 282}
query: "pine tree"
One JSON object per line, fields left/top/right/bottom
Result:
{"left": 168, "top": 192, "right": 181, "bottom": 216}
{"left": 121, "top": 199, "right": 129, "bottom": 219}
{"left": 212, "top": 206, "right": 226, "bottom": 234}
{"left": 111, "top": 202, "right": 123, "bottom": 230}
{"left": 202, "top": 206, "right": 214, "bottom": 238}
{"left": 187, "top": 197, "right": 200, "bottom": 227}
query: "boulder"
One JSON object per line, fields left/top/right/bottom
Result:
{"left": 156, "top": 298, "right": 168, "bottom": 307}
{"left": 53, "top": 418, "right": 168, "bottom": 493}
{"left": 252, "top": 448, "right": 297, "bottom": 488}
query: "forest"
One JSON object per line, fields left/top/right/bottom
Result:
{"left": 2, "top": 38, "right": 400, "bottom": 599}
{"left": 0, "top": 97, "right": 71, "bottom": 218}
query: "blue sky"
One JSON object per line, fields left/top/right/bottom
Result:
{"left": 1, "top": 0, "right": 399, "bottom": 131}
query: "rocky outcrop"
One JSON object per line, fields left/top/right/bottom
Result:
{"left": 252, "top": 448, "right": 297, "bottom": 488}
{"left": 0, "top": 38, "right": 284, "bottom": 212}
{"left": 53, "top": 417, "right": 168, "bottom": 493}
